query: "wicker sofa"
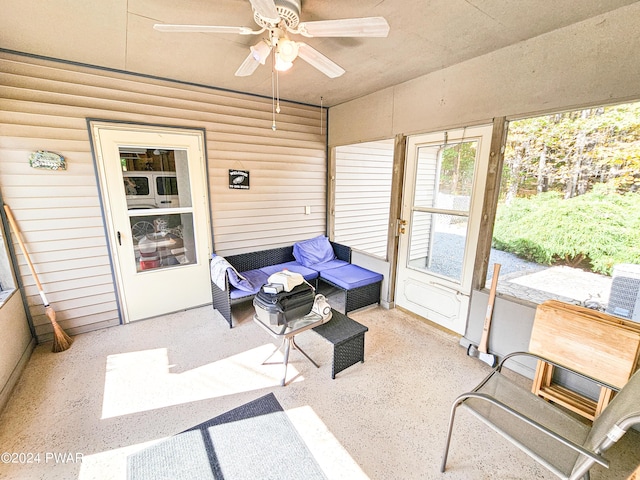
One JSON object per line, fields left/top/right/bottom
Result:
{"left": 211, "top": 239, "right": 383, "bottom": 328}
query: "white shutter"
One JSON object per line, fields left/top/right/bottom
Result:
{"left": 334, "top": 139, "right": 394, "bottom": 258}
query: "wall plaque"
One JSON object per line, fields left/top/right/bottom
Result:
{"left": 229, "top": 170, "right": 249, "bottom": 189}
{"left": 29, "top": 151, "right": 66, "bottom": 170}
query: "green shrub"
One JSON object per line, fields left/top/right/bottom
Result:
{"left": 492, "top": 187, "right": 640, "bottom": 275}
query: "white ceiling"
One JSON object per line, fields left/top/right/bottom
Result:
{"left": 2, "top": 0, "right": 638, "bottom": 107}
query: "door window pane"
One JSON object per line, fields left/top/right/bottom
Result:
{"left": 130, "top": 213, "right": 195, "bottom": 273}
{"left": 120, "top": 148, "right": 191, "bottom": 209}
{"left": 119, "top": 147, "right": 196, "bottom": 273}
{"left": 414, "top": 142, "right": 477, "bottom": 211}
{"left": 409, "top": 140, "right": 477, "bottom": 283}
{"left": 408, "top": 211, "right": 469, "bottom": 282}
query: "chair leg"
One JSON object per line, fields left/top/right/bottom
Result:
{"left": 440, "top": 401, "right": 461, "bottom": 472}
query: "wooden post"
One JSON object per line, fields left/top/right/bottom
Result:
{"left": 385, "top": 133, "right": 407, "bottom": 305}
{"left": 472, "top": 116, "right": 507, "bottom": 290}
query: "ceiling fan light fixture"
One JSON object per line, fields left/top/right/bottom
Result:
{"left": 274, "top": 54, "right": 294, "bottom": 71}
{"left": 250, "top": 40, "right": 271, "bottom": 64}
{"left": 276, "top": 38, "right": 299, "bottom": 63}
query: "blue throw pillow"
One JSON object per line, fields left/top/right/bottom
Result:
{"left": 293, "top": 235, "right": 336, "bottom": 267}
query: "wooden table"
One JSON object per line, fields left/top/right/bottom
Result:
{"left": 529, "top": 300, "right": 640, "bottom": 420}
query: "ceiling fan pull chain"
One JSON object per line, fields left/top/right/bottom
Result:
{"left": 271, "top": 58, "right": 277, "bottom": 131}
{"left": 320, "top": 96, "right": 324, "bottom": 135}
{"left": 276, "top": 69, "right": 281, "bottom": 115}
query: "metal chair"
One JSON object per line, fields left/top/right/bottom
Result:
{"left": 441, "top": 352, "right": 640, "bottom": 479}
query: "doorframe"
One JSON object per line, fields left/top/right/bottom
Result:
{"left": 87, "top": 119, "right": 212, "bottom": 323}
{"left": 393, "top": 124, "right": 494, "bottom": 334}
{"left": 390, "top": 120, "right": 508, "bottom": 300}
{"left": 385, "top": 133, "right": 407, "bottom": 307}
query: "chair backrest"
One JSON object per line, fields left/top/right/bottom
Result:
{"left": 573, "top": 368, "right": 640, "bottom": 475}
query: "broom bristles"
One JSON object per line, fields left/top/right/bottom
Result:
{"left": 45, "top": 306, "right": 73, "bottom": 353}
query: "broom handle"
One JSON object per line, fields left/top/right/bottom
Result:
{"left": 3, "top": 205, "right": 50, "bottom": 306}
{"left": 478, "top": 263, "right": 501, "bottom": 353}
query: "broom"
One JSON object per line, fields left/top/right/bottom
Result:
{"left": 4, "top": 205, "right": 73, "bottom": 352}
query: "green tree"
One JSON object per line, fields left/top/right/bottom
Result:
{"left": 493, "top": 186, "right": 640, "bottom": 275}
{"left": 494, "top": 101, "right": 640, "bottom": 276}
{"left": 502, "top": 102, "right": 640, "bottom": 199}
{"left": 440, "top": 142, "right": 476, "bottom": 195}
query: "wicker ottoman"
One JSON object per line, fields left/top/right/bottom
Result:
{"left": 313, "top": 309, "right": 368, "bottom": 379}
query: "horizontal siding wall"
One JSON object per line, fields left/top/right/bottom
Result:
{"left": 334, "top": 139, "right": 393, "bottom": 258}
{"left": 0, "top": 52, "right": 327, "bottom": 342}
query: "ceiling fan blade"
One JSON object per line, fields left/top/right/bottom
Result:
{"left": 154, "top": 24, "right": 257, "bottom": 35}
{"left": 297, "top": 17, "right": 390, "bottom": 38}
{"left": 296, "top": 43, "right": 345, "bottom": 78}
{"left": 248, "top": 0, "right": 280, "bottom": 24}
{"left": 235, "top": 53, "right": 261, "bottom": 77}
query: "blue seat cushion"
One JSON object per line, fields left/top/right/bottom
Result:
{"left": 310, "top": 259, "right": 349, "bottom": 272}
{"left": 259, "top": 261, "right": 319, "bottom": 281}
{"left": 230, "top": 288, "right": 257, "bottom": 300}
{"left": 228, "top": 268, "right": 268, "bottom": 299}
{"left": 320, "top": 264, "right": 383, "bottom": 290}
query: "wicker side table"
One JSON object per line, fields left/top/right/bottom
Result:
{"left": 313, "top": 309, "right": 368, "bottom": 379}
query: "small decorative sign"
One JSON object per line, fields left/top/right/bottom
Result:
{"left": 29, "top": 151, "right": 66, "bottom": 170}
{"left": 229, "top": 169, "right": 249, "bottom": 189}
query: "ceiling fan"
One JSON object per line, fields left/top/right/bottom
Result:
{"left": 154, "top": 0, "right": 390, "bottom": 79}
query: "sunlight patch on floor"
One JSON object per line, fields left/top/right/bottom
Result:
{"left": 509, "top": 265, "right": 611, "bottom": 302}
{"left": 102, "top": 344, "right": 303, "bottom": 418}
{"left": 78, "top": 438, "right": 168, "bottom": 480}
{"left": 287, "top": 405, "right": 369, "bottom": 480}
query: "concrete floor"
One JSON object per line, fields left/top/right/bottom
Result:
{"left": 493, "top": 265, "right": 613, "bottom": 307}
{"left": 0, "top": 304, "right": 638, "bottom": 479}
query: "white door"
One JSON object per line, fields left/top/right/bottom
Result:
{"left": 396, "top": 126, "right": 492, "bottom": 334}
{"left": 90, "top": 122, "right": 212, "bottom": 322}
